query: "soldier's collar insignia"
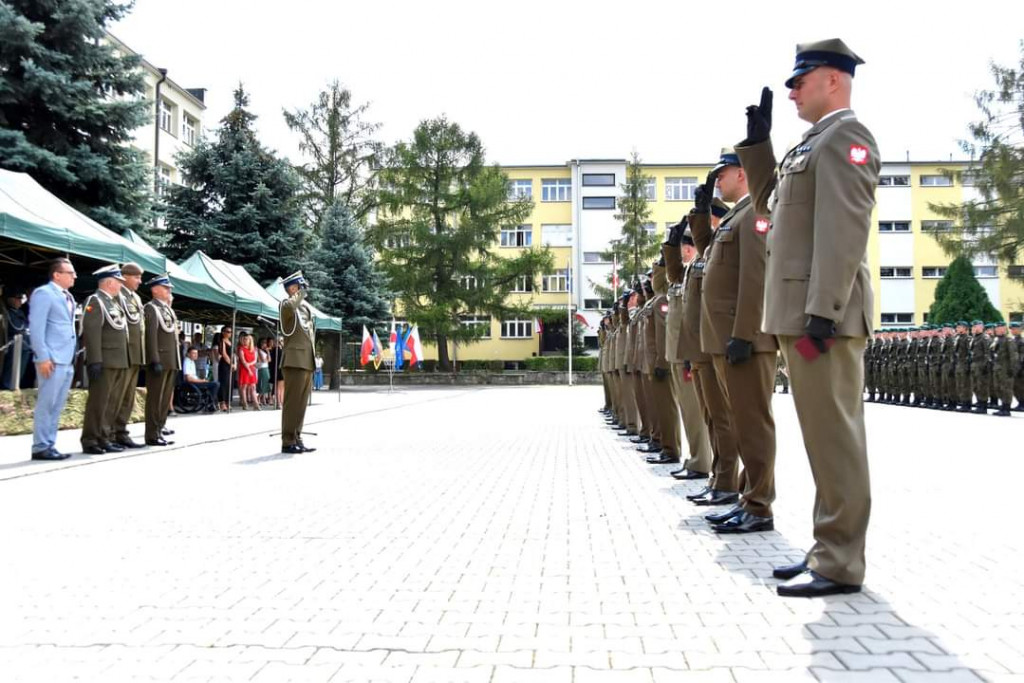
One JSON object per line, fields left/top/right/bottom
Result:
{"left": 718, "top": 224, "right": 733, "bottom": 232}
{"left": 793, "top": 143, "right": 813, "bottom": 155}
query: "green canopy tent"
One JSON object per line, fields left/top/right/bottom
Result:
{"left": 265, "top": 278, "right": 342, "bottom": 332}
{"left": 178, "top": 252, "right": 282, "bottom": 321}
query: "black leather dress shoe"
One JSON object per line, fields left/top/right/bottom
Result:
{"left": 298, "top": 443, "right": 317, "bottom": 453}
{"left": 645, "top": 453, "right": 679, "bottom": 465}
{"left": 103, "top": 443, "right": 125, "bottom": 453}
{"left": 671, "top": 469, "right": 709, "bottom": 481}
{"left": 31, "top": 449, "right": 71, "bottom": 461}
{"left": 629, "top": 435, "right": 650, "bottom": 444}
{"left": 704, "top": 504, "right": 744, "bottom": 524}
{"left": 777, "top": 570, "right": 861, "bottom": 597}
{"left": 692, "top": 490, "right": 740, "bottom": 507}
{"left": 145, "top": 437, "right": 174, "bottom": 446}
{"left": 686, "top": 486, "right": 712, "bottom": 502}
{"left": 712, "top": 511, "right": 774, "bottom": 534}
{"left": 617, "top": 431, "right": 638, "bottom": 437}
{"left": 82, "top": 445, "right": 105, "bottom": 455}
{"left": 115, "top": 438, "right": 144, "bottom": 449}
{"left": 772, "top": 560, "right": 809, "bottom": 580}
{"left": 162, "top": 428, "right": 175, "bottom": 436}
{"left": 281, "top": 444, "right": 304, "bottom": 454}
{"left": 638, "top": 443, "right": 663, "bottom": 453}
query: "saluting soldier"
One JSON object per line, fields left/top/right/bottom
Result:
{"left": 1012, "top": 322, "right": 1024, "bottom": 411}
{"left": 690, "top": 149, "right": 778, "bottom": 534}
{"left": 636, "top": 276, "right": 664, "bottom": 455}
{"left": 736, "top": 39, "right": 879, "bottom": 596}
{"left": 626, "top": 282, "right": 651, "bottom": 444}
{"left": 646, "top": 260, "right": 681, "bottom": 465}
{"left": 111, "top": 262, "right": 146, "bottom": 449}
{"left": 279, "top": 271, "right": 317, "bottom": 454}
{"left": 598, "top": 315, "right": 611, "bottom": 415}
{"left": 969, "top": 320, "right": 991, "bottom": 414}
{"left": 614, "top": 295, "right": 639, "bottom": 436}
{"left": 80, "top": 265, "right": 131, "bottom": 455}
{"left": 143, "top": 274, "right": 181, "bottom": 446}
{"left": 684, "top": 200, "right": 743, "bottom": 509}
{"left": 990, "top": 321, "right": 1017, "bottom": 416}
{"left": 663, "top": 221, "right": 713, "bottom": 481}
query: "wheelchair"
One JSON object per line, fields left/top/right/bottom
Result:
{"left": 173, "top": 372, "right": 216, "bottom": 414}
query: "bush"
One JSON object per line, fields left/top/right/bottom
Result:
{"left": 523, "top": 356, "right": 598, "bottom": 371}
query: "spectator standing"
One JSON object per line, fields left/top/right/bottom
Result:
{"left": 314, "top": 351, "right": 324, "bottom": 390}
{"left": 256, "top": 338, "right": 271, "bottom": 405}
{"left": 237, "top": 332, "right": 259, "bottom": 410}
{"left": 2, "top": 287, "right": 32, "bottom": 390}
{"left": 216, "top": 325, "right": 233, "bottom": 411}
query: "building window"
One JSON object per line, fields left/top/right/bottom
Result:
{"left": 511, "top": 276, "right": 534, "bottom": 293}
{"left": 920, "top": 174, "right": 953, "bottom": 187}
{"left": 922, "top": 266, "right": 948, "bottom": 279}
{"left": 500, "top": 225, "right": 532, "bottom": 247}
{"left": 881, "top": 313, "right": 914, "bottom": 325}
{"left": 460, "top": 315, "right": 491, "bottom": 338}
{"left": 665, "top": 177, "right": 698, "bottom": 201}
{"left": 643, "top": 179, "right": 656, "bottom": 200}
{"left": 159, "top": 99, "right": 173, "bottom": 133}
{"left": 501, "top": 319, "right": 534, "bottom": 338}
{"left": 920, "top": 220, "right": 953, "bottom": 232}
{"left": 1008, "top": 265, "right": 1024, "bottom": 279}
{"left": 384, "top": 232, "right": 411, "bottom": 249}
{"left": 878, "top": 175, "right": 910, "bottom": 187}
{"left": 541, "top": 224, "right": 572, "bottom": 247}
{"left": 155, "top": 165, "right": 172, "bottom": 197}
{"left": 879, "top": 221, "right": 911, "bottom": 233}
{"left": 584, "top": 298, "right": 612, "bottom": 310}
{"left": 1009, "top": 312, "right": 1023, "bottom": 323}
{"left": 582, "top": 196, "right": 615, "bottom": 210}
{"left": 181, "top": 115, "right": 197, "bottom": 146}
{"left": 508, "top": 179, "right": 532, "bottom": 200}
{"left": 459, "top": 275, "right": 481, "bottom": 290}
{"left": 880, "top": 267, "right": 912, "bottom": 279}
{"left": 541, "top": 179, "right": 572, "bottom": 202}
{"left": 583, "top": 251, "right": 608, "bottom": 263}
{"left": 974, "top": 265, "right": 998, "bottom": 278}
{"left": 582, "top": 173, "right": 615, "bottom": 186}
{"left": 641, "top": 222, "right": 657, "bottom": 235}
{"left": 542, "top": 270, "right": 569, "bottom": 293}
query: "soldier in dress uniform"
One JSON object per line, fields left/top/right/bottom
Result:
{"left": 614, "top": 294, "right": 639, "bottom": 436}
{"left": 80, "top": 265, "right": 131, "bottom": 455}
{"left": 110, "top": 262, "right": 146, "bottom": 449}
{"left": 598, "top": 314, "right": 611, "bottom": 416}
{"left": 684, "top": 200, "right": 744, "bottom": 509}
{"left": 645, "top": 260, "right": 682, "bottom": 465}
{"left": 737, "top": 39, "right": 879, "bottom": 596}
{"left": 279, "top": 271, "right": 317, "bottom": 454}
{"left": 143, "top": 274, "right": 180, "bottom": 446}
{"left": 969, "top": 320, "right": 991, "bottom": 414}
{"left": 1012, "top": 322, "right": 1024, "bottom": 411}
{"left": 626, "top": 281, "right": 652, "bottom": 444}
{"left": 603, "top": 305, "right": 625, "bottom": 429}
{"left": 636, "top": 276, "right": 665, "bottom": 456}
{"left": 663, "top": 221, "right": 714, "bottom": 480}
{"left": 689, "top": 150, "right": 778, "bottom": 534}
{"left": 990, "top": 321, "right": 1018, "bottom": 417}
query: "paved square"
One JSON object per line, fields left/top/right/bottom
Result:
{"left": 0, "top": 386, "right": 1022, "bottom": 682}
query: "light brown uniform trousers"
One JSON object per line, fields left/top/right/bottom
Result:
{"left": 737, "top": 110, "right": 880, "bottom": 585}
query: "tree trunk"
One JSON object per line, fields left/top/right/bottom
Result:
{"left": 436, "top": 333, "right": 452, "bottom": 371}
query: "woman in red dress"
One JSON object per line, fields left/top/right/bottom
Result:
{"left": 237, "top": 332, "right": 259, "bottom": 410}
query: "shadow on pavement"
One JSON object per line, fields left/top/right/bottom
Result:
{"left": 235, "top": 452, "right": 295, "bottom": 466}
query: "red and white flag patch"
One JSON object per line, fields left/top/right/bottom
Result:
{"left": 754, "top": 217, "right": 771, "bottom": 234}
{"left": 849, "top": 145, "right": 869, "bottom": 165}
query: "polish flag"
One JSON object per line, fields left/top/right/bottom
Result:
{"left": 408, "top": 326, "right": 425, "bottom": 364}
{"left": 359, "top": 325, "right": 375, "bottom": 366}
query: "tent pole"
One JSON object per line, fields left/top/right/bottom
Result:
{"left": 227, "top": 307, "right": 237, "bottom": 413}
{"left": 337, "top": 317, "right": 343, "bottom": 403}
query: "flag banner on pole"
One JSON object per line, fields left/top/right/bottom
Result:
{"left": 408, "top": 326, "right": 424, "bottom": 365}
{"left": 535, "top": 318, "right": 544, "bottom": 334}
{"left": 574, "top": 312, "right": 590, "bottom": 328}
{"left": 371, "top": 330, "right": 383, "bottom": 370}
{"left": 359, "top": 325, "right": 374, "bottom": 366}
{"left": 611, "top": 258, "right": 619, "bottom": 297}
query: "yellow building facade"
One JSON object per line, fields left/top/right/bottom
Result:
{"left": 408, "top": 159, "right": 1024, "bottom": 365}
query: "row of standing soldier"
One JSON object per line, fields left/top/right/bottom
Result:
{"left": 864, "top": 321, "right": 1023, "bottom": 416}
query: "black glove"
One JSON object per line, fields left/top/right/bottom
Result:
{"left": 693, "top": 173, "right": 716, "bottom": 214}
{"left": 805, "top": 315, "right": 837, "bottom": 354}
{"left": 743, "top": 86, "right": 773, "bottom": 145}
{"left": 149, "top": 361, "right": 164, "bottom": 373}
{"left": 665, "top": 217, "right": 687, "bottom": 247}
{"left": 725, "top": 337, "right": 754, "bottom": 365}
{"left": 654, "top": 367, "right": 669, "bottom": 380}
{"left": 87, "top": 363, "right": 103, "bottom": 381}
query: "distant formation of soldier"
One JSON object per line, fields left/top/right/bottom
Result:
{"left": 863, "top": 321, "right": 1023, "bottom": 416}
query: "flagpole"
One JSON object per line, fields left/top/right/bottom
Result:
{"left": 567, "top": 255, "right": 573, "bottom": 387}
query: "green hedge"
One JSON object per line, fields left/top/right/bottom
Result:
{"left": 523, "top": 356, "right": 598, "bottom": 371}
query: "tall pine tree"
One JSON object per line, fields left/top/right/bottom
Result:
{"left": 591, "top": 152, "right": 659, "bottom": 299}
{"left": 927, "top": 255, "right": 1002, "bottom": 323}
{"left": 369, "top": 116, "right": 553, "bottom": 370}
{"left": 303, "top": 202, "right": 389, "bottom": 334}
{"left": 163, "top": 85, "right": 310, "bottom": 284}
{"left": 0, "top": 0, "right": 152, "bottom": 233}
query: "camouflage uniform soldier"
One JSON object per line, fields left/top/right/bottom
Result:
{"left": 927, "top": 326, "right": 944, "bottom": 409}
{"left": 990, "top": 321, "right": 1018, "bottom": 416}
{"left": 913, "top": 327, "right": 929, "bottom": 406}
{"left": 863, "top": 334, "right": 876, "bottom": 401}
{"left": 879, "top": 331, "right": 893, "bottom": 403}
{"left": 969, "top": 320, "right": 992, "bottom": 414}
{"left": 952, "top": 321, "right": 972, "bottom": 412}
{"left": 940, "top": 324, "right": 956, "bottom": 410}
{"left": 1013, "top": 322, "right": 1024, "bottom": 411}
{"left": 896, "top": 329, "right": 911, "bottom": 405}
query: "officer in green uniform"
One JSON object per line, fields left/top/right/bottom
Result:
{"left": 280, "top": 271, "right": 317, "bottom": 454}
{"left": 143, "top": 274, "right": 180, "bottom": 446}
{"left": 111, "top": 262, "right": 146, "bottom": 448}
{"left": 80, "top": 265, "right": 131, "bottom": 455}
{"left": 926, "top": 325, "right": 943, "bottom": 409}
{"left": 914, "top": 327, "right": 929, "bottom": 406}
{"left": 986, "top": 323, "right": 999, "bottom": 405}
{"left": 952, "top": 321, "right": 972, "bottom": 411}
{"left": 990, "top": 321, "right": 1017, "bottom": 416}
{"left": 1012, "top": 322, "right": 1024, "bottom": 411}
{"left": 968, "top": 320, "right": 991, "bottom": 413}
{"left": 939, "top": 323, "right": 956, "bottom": 410}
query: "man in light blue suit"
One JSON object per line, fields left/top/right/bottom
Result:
{"left": 28, "top": 257, "right": 79, "bottom": 460}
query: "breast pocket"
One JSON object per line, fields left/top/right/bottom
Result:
{"left": 780, "top": 154, "right": 812, "bottom": 204}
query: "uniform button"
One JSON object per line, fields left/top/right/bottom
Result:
{"left": 834, "top": 304, "right": 841, "bottom": 311}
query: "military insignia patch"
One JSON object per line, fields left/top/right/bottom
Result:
{"left": 849, "top": 145, "right": 869, "bottom": 165}
{"left": 755, "top": 218, "right": 771, "bottom": 234}
{"left": 85, "top": 305, "right": 93, "bottom": 312}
